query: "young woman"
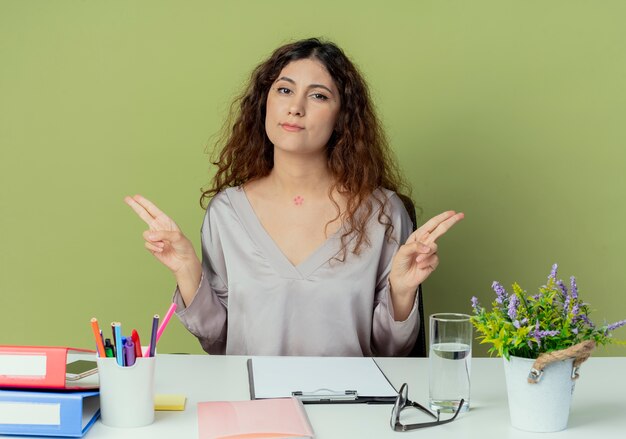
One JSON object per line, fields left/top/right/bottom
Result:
{"left": 125, "top": 38, "right": 463, "bottom": 356}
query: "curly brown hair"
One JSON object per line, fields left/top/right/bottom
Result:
{"left": 202, "top": 37, "right": 411, "bottom": 258}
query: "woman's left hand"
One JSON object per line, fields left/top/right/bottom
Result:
{"left": 389, "top": 211, "right": 464, "bottom": 318}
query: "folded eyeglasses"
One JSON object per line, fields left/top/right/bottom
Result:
{"left": 390, "top": 383, "right": 464, "bottom": 432}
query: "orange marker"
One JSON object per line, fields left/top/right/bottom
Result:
{"left": 90, "top": 318, "right": 107, "bottom": 358}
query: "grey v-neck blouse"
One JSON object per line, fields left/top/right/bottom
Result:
{"left": 173, "top": 186, "right": 420, "bottom": 356}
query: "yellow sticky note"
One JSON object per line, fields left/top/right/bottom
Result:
{"left": 154, "top": 394, "right": 187, "bottom": 411}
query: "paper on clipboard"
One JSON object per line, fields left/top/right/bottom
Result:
{"left": 247, "top": 356, "right": 398, "bottom": 403}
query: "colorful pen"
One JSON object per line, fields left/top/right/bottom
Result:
{"left": 90, "top": 318, "right": 107, "bottom": 358}
{"left": 131, "top": 329, "right": 143, "bottom": 358}
{"left": 104, "top": 338, "right": 114, "bottom": 358}
{"left": 124, "top": 338, "right": 136, "bottom": 366}
{"left": 155, "top": 303, "right": 177, "bottom": 345}
{"left": 113, "top": 322, "right": 124, "bottom": 366}
{"left": 147, "top": 314, "right": 159, "bottom": 357}
{"left": 110, "top": 322, "right": 117, "bottom": 353}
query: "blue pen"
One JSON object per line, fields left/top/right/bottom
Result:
{"left": 148, "top": 314, "right": 159, "bottom": 357}
{"left": 124, "top": 338, "right": 136, "bottom": 366}
{"left": 113, "top": 322, "right": 125, "bottom": 366}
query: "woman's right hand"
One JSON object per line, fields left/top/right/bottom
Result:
{"left": 124, "top": 195, "right": 200, "bottom": 276}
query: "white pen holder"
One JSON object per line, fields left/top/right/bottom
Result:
{"left": 97, "top": 356, "right": 156, "bottom": 428}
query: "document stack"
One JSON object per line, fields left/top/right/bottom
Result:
{"left": 0, "top": 345, "right": 100, "bottom": 437}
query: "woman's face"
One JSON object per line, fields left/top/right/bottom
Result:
{"left": 265, "top": 58, "right": 341, "bottom": 156}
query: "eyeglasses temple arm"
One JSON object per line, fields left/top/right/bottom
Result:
{"left": 408, "top": 401, "right": 438, "bottom": 419}
{"left": 395, "top": 399, "right": 465, "bottom": 431}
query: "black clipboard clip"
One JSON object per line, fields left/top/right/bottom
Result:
{"left": 292, "top": 388, "right": 358, "bottom": 402}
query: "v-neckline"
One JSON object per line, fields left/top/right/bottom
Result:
{"left": 226, "top": 186, "right": 354, "bottom": 279}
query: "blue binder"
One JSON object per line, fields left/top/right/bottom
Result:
{"left": 0, "top": 389, "right": 100, "bottom": 437}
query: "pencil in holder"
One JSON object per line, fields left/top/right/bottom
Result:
{"left": 96, "top": 356, "right": 156, "bottom": 428}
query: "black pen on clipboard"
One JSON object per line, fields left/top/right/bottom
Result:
{"left": 292, "top": 388, "right": 358, "bottom": 402}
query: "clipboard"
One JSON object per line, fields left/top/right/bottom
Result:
{"left": 247, "top": 356, "right": 398, "bottom": 404}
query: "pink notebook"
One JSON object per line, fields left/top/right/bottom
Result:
{"left": 197, "top": 397, "right": 314, "bottom": 439}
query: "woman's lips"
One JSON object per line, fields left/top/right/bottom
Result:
{"left": 281, "top": 123, "right": 304, "bottom": 132}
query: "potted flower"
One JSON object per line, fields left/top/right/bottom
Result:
{"left": 470, "top": 264, "right": 625, "bottom": 432}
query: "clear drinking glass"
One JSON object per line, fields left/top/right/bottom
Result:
{"left": 429, "top": 313, "right": 472, "bottom": 413}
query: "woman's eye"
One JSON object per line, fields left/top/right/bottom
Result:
{"left": 311, "top": 93, "right": 328, "bottom": 101}
{"left": 277, "top": 87, "right": 291, "bottom": 94}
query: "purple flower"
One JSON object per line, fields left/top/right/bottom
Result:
{"left": 571, "top": 303, "right": 580, "bottom": 317}
{"left": 570, "top": 276, "right": 578, "bottom": 300}
{"left": 549, "top": 263, "right": 558, "bottom": 280}
{"left": 508, "top": 295, "right": 519, "bottom": 320}
{"left": 536, "top": 330, "right": 560, "bottom": 338}
{"left": 513, "top": 320, "right": 521, "bottom": 329}
{"left": 564, "top": 294, "right": 571, "bottom": 315}
{"left": 492, "top": 281, "right": 507, "bottom": 304}
{"left": 471, "top": 296, "right": 479, "bottom": 311}
{"left": 531, "top": 319, "right": 560, "bottom": 344}
{"left": 572, "top": 327, "right": 579, "bottom": 335}
{"left": 580, "top": 314, "right": 595, "bottom": 328}
{"left": 557, "top": 280, "right": 568, "bottom": 298}
{"left": 607, "top": 319, "right": 626, "bottom": 332}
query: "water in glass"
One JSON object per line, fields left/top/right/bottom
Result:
{"left": 429, "top": 342, "right": 471, "bottom": 413}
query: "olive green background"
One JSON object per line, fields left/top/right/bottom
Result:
{"left": 1, "top": 1, "right": 624, "bottom": 356}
